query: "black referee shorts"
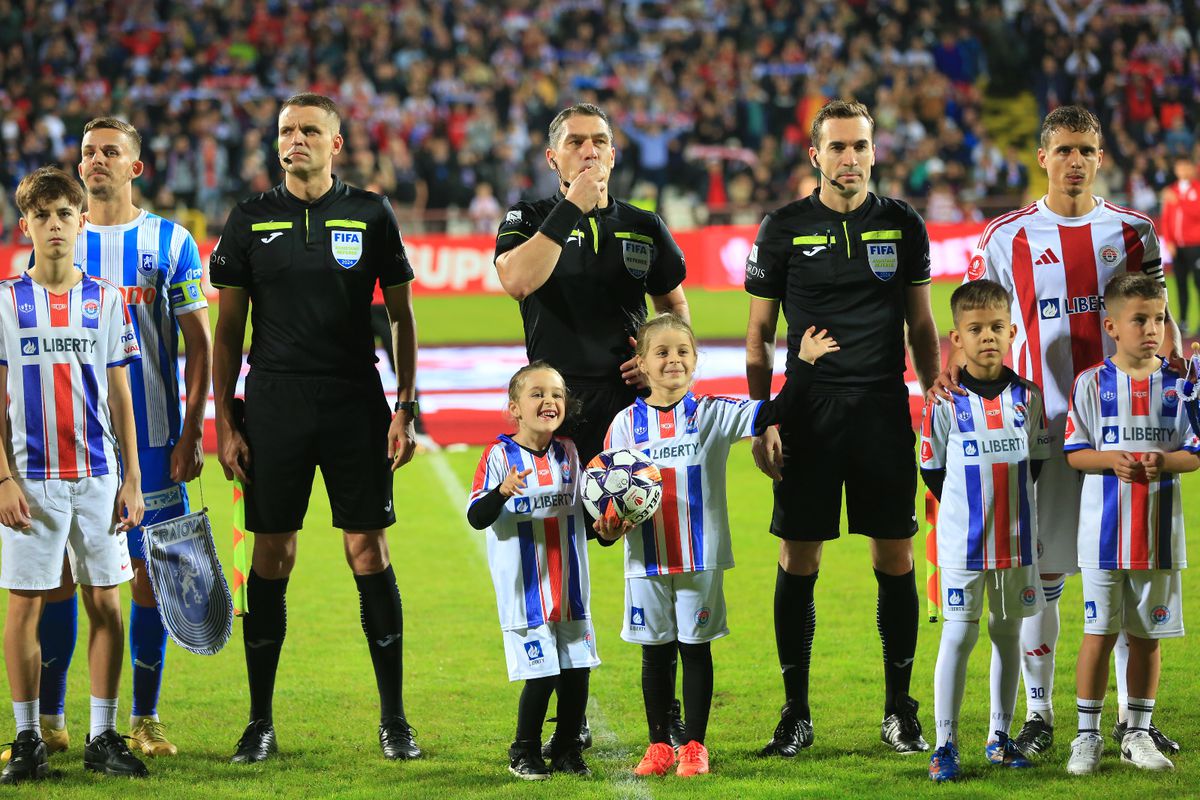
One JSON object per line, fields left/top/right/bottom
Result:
{"left": 770, "top": 392, "right": 917, "bottom": 541}
{"left": 242, "top": 372, "right": 396, "bottom": 534}
{"left": 560, "top": 380, "right": 638, "bottom": 465}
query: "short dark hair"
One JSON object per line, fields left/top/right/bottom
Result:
{"left": 280, "top": 93, "right": 341, "bottom": 130}
{"left": 1040, "top": 105, "right": 1102, "bottom": 150}
{"left": 547, "top": 103, "right": 612, "bottom": 149}
{"left": 83, "top": 116, "right": 142, "bottom": 158}
{"left": 1104, "top": 273, "right": 1164, "bottom": 307}
{"left": 810, "top": 100, "right": 875, "bottom": 149}
{"left": 951, "top": 279, "right": 1011, "bottom": 325}
{"left": 15, "top": 166, "right": 85, "bottom": 215}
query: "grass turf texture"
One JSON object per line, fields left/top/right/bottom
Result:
{"left": 0, "top": 450, "right": 1195, "bottom": 799}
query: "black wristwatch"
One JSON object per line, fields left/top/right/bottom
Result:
{"left": 394, "top": 400, "right": 420, "bottom": 417}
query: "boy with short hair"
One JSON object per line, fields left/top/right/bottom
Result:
{"left": 920, "top": 280, "right": 1050, "bottom": 781}
{"left": 1063, "top": 273, "right": 1196, "bottom": 775}
{"left": 0, "top": 166, "right": 146, "bottom": 784}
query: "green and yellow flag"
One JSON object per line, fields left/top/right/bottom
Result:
{"left": 232, "top": 481, "right": 249, "bottom": 616}
{"left": 924, "top": 490, "right": 940, "bottom": 622}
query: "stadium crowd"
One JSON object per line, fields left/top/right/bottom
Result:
{"left": 0, "top": 0, "right": 1196, "bottom": 237}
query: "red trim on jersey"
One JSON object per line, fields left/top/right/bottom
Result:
{"left": 978, "top": 203, "right": 1039, "bottom": 251}
{"left": 471, "top": 443, "right": 499, "bottom": 494}
{"left": 1129, "top": 470, "right": 1149, "bottom": 566}
{"left": 1131, "top": 377, "right": 1151, "bottom": 416}
{"left": 1121, "top": 221, "right": 1145, "bottom": 273}
{"left": 533, "top": 453, "right": 553, "bottom": 487}
{"left": 992, "top": 462, "right": 1012, "bottom": 568}
{"left": 1059, "top": 224, "right": 1104, "bottom": 377}
{"left": 48, "top": 292, "right": 69, "bottom": 328}
{"left": 1011, "top": 229, "right": 1043, "bottom": 391}
{"left": 920, "top": 403, "right": 933, "bottom": 438}
{"left": 543, "top": 516, "right": 563, "bottom": 622}
{"left": 659, "top": 468, "right": 683, "bottom": 572}
{"left": 657, "top": 409, "right": 676, "bottom": 439}
{"left": 983, "top": 395, "right": 1004, "bottom": 430}
{"left": 53, "top": 363, "right": 77, "bottom": 477}
{"left": 1104, "top": 200, "right": 1155, "bottom": 227}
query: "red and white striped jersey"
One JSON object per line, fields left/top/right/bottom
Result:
{"left": 604, "top": 393, "right": 762, "bottom": 578}
{"left": 1064, "top": 358, "right": 1196, "bottom": 570}
{"left": 967, "top": 197, "right": 1163, "bottom": 429}
{"left": 920, "top": 376, "right": 1049, "bottom": 570}
{"left": 0, "top": 273, "right": 139, "bottom": 479}
{"left": 468, "top": 435, "right": 592, "bottom": 631}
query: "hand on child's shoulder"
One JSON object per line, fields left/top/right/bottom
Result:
{"left": 798, "top": 326, "right": 839, "bottom": 365}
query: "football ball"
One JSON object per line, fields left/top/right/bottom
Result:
{"left": 582, "top": 448, "right": 663, "bottom": 525}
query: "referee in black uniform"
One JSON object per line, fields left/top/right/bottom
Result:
{"left": 211, "top": 94, "right": 421, "bottom": 764}
{"left": 494, "top": 103, "right": 689, "bottom": 465}
{"left": 746, "top": 101, "right": 941, "bottom": 756}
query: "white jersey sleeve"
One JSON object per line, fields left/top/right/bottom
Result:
{"left": 919, "top": 399, "right": 951, "bottom": 471}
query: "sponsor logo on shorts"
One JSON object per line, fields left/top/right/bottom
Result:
{"left": 1021, "top": 587, "right": 1037, "bottom": 606}
{"left": 1084, "top": 600, "right": 1097, "bottom": 621}
{"left": 947, "top": 588, "right": 964, "bottom": 608}
{"left": 630, "top": 606, "right": 646, "bottom": 630}
{"left": 695, "top": 607, "right": 711, "bottom": 627}
{"left": 525, "top": 640, "right": 545, "bottom": 664}
{"left": 584, "top": 631, "right": 594, "bottom": 652}
{"left": 1151, "top": 605, "right": 1171, "bottom": 625}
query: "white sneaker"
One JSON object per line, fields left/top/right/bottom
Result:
{"left": 1067, "top": 733, "right": 1104, "bottom": 775}
{"left": 1121, "top": 729, "right": 1174, "bottom": 771}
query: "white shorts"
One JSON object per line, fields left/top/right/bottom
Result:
{"left": 940, "top": 565, "right": 1045, "bottom": 622}
{"left": 1080, "top": 567, "right": 1184, "bottom": 639}
{"left": 501, "top": 619, "right": 600, "bottom": 682}
{"left": 622, "top": 569, "right": 729, "bottom": 645}
{"left": 1034, "top": 453, "right": 1082, "bottom": 575}
{"left": 0, "top": 474, "right": 130, "bottom": 590}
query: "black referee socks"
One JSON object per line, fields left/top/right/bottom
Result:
{"left": 356, "top": 566, "right": 407, "bottom": 723}
{"left": 243, "top": 569, "right": 289, "bottom": 723}
{"left": 875, "top": 568, "right": 919, "bottom": 717}
{"left": 774, "top": 566, "right": 817, "bottom": 721}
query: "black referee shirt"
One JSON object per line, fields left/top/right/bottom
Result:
{"left": 494, "top": 194, "right": 686, "bottom": 383}
{"left": 745, "top": 189, "right": 931, "bottom": 394}
{"left": 210, "top": 177, "right": 413, "bottom": 377}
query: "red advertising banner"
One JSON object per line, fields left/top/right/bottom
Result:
{"left": 0, "top": 222, "right": 989, "bottom": 295}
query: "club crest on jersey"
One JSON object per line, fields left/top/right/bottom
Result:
{"left": 947, "top": 588, "right": 964, "bottom": 608}
{"left": 1163, "top": 388, "right": 1178, "bottom": 407}
{"left": 82, "top": 300, "right": 100, "bottom": 320}
{"left": 1039, "top": 299, "right": 1061, "bottom": 319}
{"left": 137, "top": 251, "right": 158, "bottom": 277}
{"left": 524, "top": 640, "right": 545, "bottom": 662}
{"left": 1084, "top": 600, "right": 1097, "bottom": 621}
{"left": 866, "top": 242, "right": 898, "bottom": 281}
{"left": 513, "top": 497, "right": 531, "bottom": 514}
{"left": 561, "top": 461, "right": 572, "bottom": 483}
{"left": 331, "top": 230, "right": 363, "bottom": 268}
{"left": 1021, "top": 587, "right": 1038, "bottom": 606}
{"left": 1151, "top": 605, "right": 1171, "bottom": 625}
{"left": 622, "top": 240, "right": 652, "bottom": 279}
{"left": 685, "top": 414, "right": 699, "bottom": 434}
{"left": 1098, "top": 245, "right": 1120, "bottom": 265}
{"left": 1012, "top": 403, "right": 1026, "bottom": 425}
{"left": 1102, "top": 425, "right": 1119, "bottom": 444}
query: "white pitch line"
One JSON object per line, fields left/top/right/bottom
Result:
{"left": 425, "top": 448, "right": 652, "bottom": 799}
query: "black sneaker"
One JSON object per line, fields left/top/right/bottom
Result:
{"left": 668, "top": 699, "right": 687, "bottom": 748}
{"left": 760, "top": 704, "right": 814, "bottom": 757}
{"left": 379, "top": 716, "right": 422, "bottom": 760}
{"left": 549, "top": 746, "right": 591, "bottom": 776}
{"left": 230, "top": 719, "right": 277, "bottom": 764}
{"left": 541, "top": 715, "right": 593, "bottom": 759}
{"left": 0, "top": 730, "right": 48, "bottom": 784}
{"left": 1013, "top": 712, "right": 1053, "bottom": 758}
{"left": 508, "top": 741, "right": 551, "bottom": 781}
{"left": 1112, "top": 720, "right": 1180, "bottom": 756}
{"left": 83, "top": 730, "right": 148, "bottom": 777}
{"left": 880, "top": 695, "right": 929, "bottom": 753}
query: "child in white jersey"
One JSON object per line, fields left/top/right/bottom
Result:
{"left": 603, "top": 313, "right": 837, "bottom": 777}
{"left": 467, "top": 361, "right": 605, "bottom": 780}
{"left": 0, "top": 167, "right": 145, "bottom": 784}
{"left": 1063, "top": 273, "right": 1198, "bottom": 775}
{"left": 920, "top": 280, "right": 1050, "bottom": 782}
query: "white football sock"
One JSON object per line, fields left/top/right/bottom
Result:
{"left": 89, "top": 696, "right": 118, "bottom": 739}
{"left": 934, "top": 619, "right": 979, "bottom": 748}
{"left": 13, "top": 700, "right": 38, "bottom": 734}
{"left": 1077, "top": 697, "right": 1103, "bottom": 735}
{"left": 1020, "top": 578, "right": 1063, "bottom": 724}
{"left": 1114, "top": 630, "right": 1130, "bottom": 722}
{"left": 1127, "top": 697, "right": 1155, "bottom": 733}
{"left": 988, "top": 611, "right": 1022, "bottom": 739}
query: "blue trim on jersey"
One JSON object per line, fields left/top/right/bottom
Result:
{"left": 119, "top": 227, "right": 150, "bottom": 446}
{"left": 80, "top": 364, "right": 107, "bottom": 475}
{"left": 154, "top": 219, "right": 181, "bottom": 436}
{"left": 1017, "top": 460, "right": 1033, "bottom": 564}
{"left": 1011, "top": 382, "right": 1026, "bottom": 427}
{"left": 80, "top": 278, "right": 100, "bottom": 330}
{"left": 1099, "top": 363, "right": 1118, "bottom": 418}
{"left": 952, "top": 392, "right": 975, "bottom": 433}
{"left": 1157, "top": 476, "right": 1172, "bottom": 568}
{"left": 1099, "top": 473, "right": 1119, "bottom": 569}
{"left": 686, "top": 464, "right": 704, "bottom": 571}
{"left": 964, "top": 464, "right": 984, "bottom": 570}
{"left": 640, "top": 520, "right": 659, "bottom": 577}
{"left": 683, "top": 393, "right": 698, "bottom": 430}
{"left": 22, "top": 364, "right": 44, "bottom": 476}
{"left": 14, "top": 277, "right": 36, "bottom": 329}
{"left": 516, "top": 520, "right": 545, "bottom": 627}
{"left": 633, "top": 401, "right": 649, "bottom": 446}
{"left": 565, "top": 515, "right": 586, "bottom": 620}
